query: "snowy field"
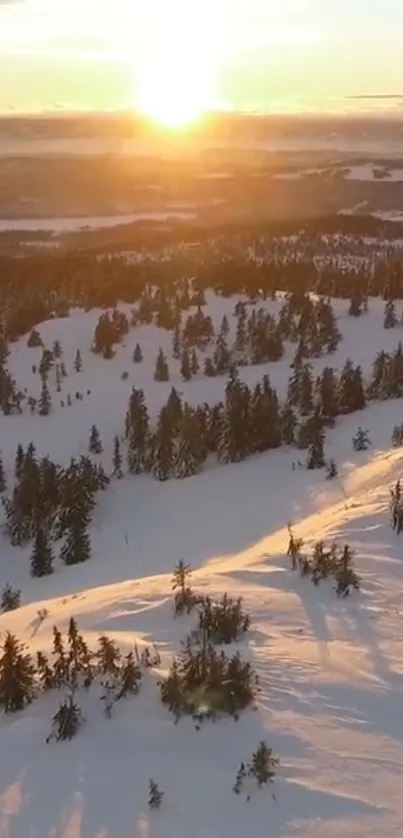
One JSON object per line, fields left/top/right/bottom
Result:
{"left": 1, "top": 292, "right": 403, "bottom": 837}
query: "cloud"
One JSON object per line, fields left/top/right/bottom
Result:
{"left": 347, "top": 94, "right": 403, "bottom": 100}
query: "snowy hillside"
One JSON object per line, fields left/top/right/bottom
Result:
{"left": 1, "top": 289, "right": 403, "bottom": 838}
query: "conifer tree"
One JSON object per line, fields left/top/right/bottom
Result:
{"left": 47, "top": 696, "right": 83, "bottom": 742}
{"left": 0, "top": 449, "right": 5, "bottom": 492}
{"left": 175, "top": 406, "right": 200, "bottom": 478}
{"left": 74, "top": 349, "right": 82, "bottom": 372}
{"left": 148, "top": 779, "right": 164, "bottom": 809}
{"left": 112, "top": 435, "right": 123, "bottom": 478}
{"left": 326, "top": 459, "right": 338, "bottom": 480}
{"left": 89, "top": 424, "right": 103, "bottom": 454}
{"left": 172, "top": 323, "right": 181, "bottom": 360}
{"left": 280, "top": 405, "right": 297, "bottom": 446}
{"left": 38, "top": 377, "right": 52, "bottom": 416}
{"left": 27, "top": 328, "right": 43, "bottom": 348}
{"left": 0, "top": 632, "right": 36, "bottom": 713}
{"left": 15, "top": 443, "right": 24, "bottom": 480}
{"left": 190, "top": 348, "right": 199, "bottom": 376}
{"left": 61, "top": 517, "right": 91, "bottom": 566}
{"left": 334, "top": 545, "right": 360, "bottom": 597}
{"left": 152, "top": 407, "right": 174, "bottom": 481}
{"left": 384, "top": 300, "right": 398, "bottom": 329}
{"left": 154, "top": 348, "right": 169, "bottom": 382}
{"left": 126, "top": 388, "right": 149, "bottom": 474}
{"left": 248, "top": 742, "right": 279, "bottom": 788}
{"left": 30, "top": 526, "right": 54, "bottom": 577}
{"left": 306, "top": 421, "right": 326, "bottom": 470}
{"left": 220, "top": 314, "right": 230, "bottom": 337}
{"left": 133, "top": 342, "right": 143, "bottom": 363}
{"left": 352, "top": 427, "right": 371, "bottom": 451}
{"left": 53, "top": 339, "right": 62, "bottom": 358}
{"left": 55, "top": 364, "right": 62, "bottom": 392}
{"left": 213, "top": 334, "right": 231, "bottom": 376}
{"left": 180, "top": 348, "right": 192, "bottom": 381}
{"left": 1, "top": 584, "right": 21, "bottom": 612}
{"left": 96, "top": 634, "right": 121, "bottom": 676}
{"left": 204, "top": 357, "right": 216, "bottom": 377}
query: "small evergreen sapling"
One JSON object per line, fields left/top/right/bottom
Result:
{"left": 172, "top": 560, "right": 197, "bottom": 615}
{"left": 133, "top": 342, "right": 143, "bottom": 363}
{"left": 89, "top": 424, "right": 103, "bottom": 454}
{"left": 148, "top": 779, "right": 164, "bottom": 809}
{"left": 249, "top": 742, "right": 279, "bottom": 789}
{"left": 154, "top": 348, "right": 169, "bottom": 382}
{"left": 74, "top": 349, "right": 82, "bottom": 372}
{"left": 326, "top": 459, "right": 338, "bottom": 480}
{"left": 353, "top": 427, "right": 371, "bottom": 452}
{"left": 334, "top": 545, "right": 360, "bottom": 597}
{"left": 0, "top": 449, "right": 6, "bottom": 492}
{"left": 46, "top": 695, "right": 83, "bottom": 742}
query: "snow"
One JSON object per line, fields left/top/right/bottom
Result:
{"left": 0, "top": 211, "right": 198, "bottom": 233}
{"left": 2, "top": 291, "right": 403, "bottom": 837}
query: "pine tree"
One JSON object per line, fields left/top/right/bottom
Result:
{"left": 352, "top": 427, "right": 371, "bottom": 451}
{"left": 53, "top": 339, "right": 62, "bottom": 358}
{"left": 0, "top": 632, "right": 36, "bottom": 713}
{"left": 0, "top": 449, "right": 5, "bottom": 492}
{"left": 175, "top": 406, "right": 200, "bottom": 478}
{"left": 204, "top": 357, "right": 216, "bottom": 377}
{"left": 180, "top": 348, "right": 191, "bottom": 381}
{"left": 74, "top": 349, "right": 82, "bottom": 372}
{"left": 126, "top": 388, "right": 149, "bottom": 474}
{"left": 190, "top": 348, "right": 199, "bottom": 376}
{"left": 116, "top": 651, "right": 142, "bottom": 698}
{"left": 154, "top": 348, "right": 169, "bottom": 382}
{"left": 47, "top": 696, "right": 83, "bottom": 743}
{"left": 30, "top": 526, "right": 54, "bottom": 577}
{"left": 15, "top": 443, "right": 24, "bottom": 480}
{"left": 306, "top": 420, "right": 326, "bottom": 470}
{"left": 172, "top": 560, "right": 196, "bottom": 615}
{"left": 27, "top": 328, "right": 43, "bottom": 348}
{"left": 392, "top": 423, "right": 403, "bottom": 447}
{"left": 133, "top": 342, "right": 143, "bottom": 363}
{"left": 112, "top": 435, "right": 123, "bottom": 478}
{"left": 220, "top": 314, "right": 230, "bottom": 337}
{"left": 1, "top": 584, "right": 21, "bottom": 612}
{"left": 96, "top": 634, "right": 121, "bottom": 676}
{"left": 38, "top": 377, "right": 52, "bottom": 416}
{"left": 172, "top": 323, "right": 181, "bottom": 359}
{"left": 55, "top": 364, "right": 62, "bottom": 392}
{"left": 334, "top": 545, "right": 360, "bottom": 597}
{"left": 326, "top": 459, "right": 338, "bottom": 480}
{"left": 89, "top": 424, "right": 103, "bottom": 454}
{"left": 384, "top": 300, "right": 398, "bottom": 329}
{"left": 248, "top": 742, "right": 279, "bottom": 788}
{"left": 152, "top": 407, "right": 174, "bottom": 481}
{"left": 233, "top": 762, "right": 247, "bottom": 795}
{"left": 61, "top": 517, "right": 91, "bottom": 566}
{"left": 148, "top": 779, "right": 164, "bottom": 809}
{"left": 280, "top": 405, "right": 297, "bottom": 445}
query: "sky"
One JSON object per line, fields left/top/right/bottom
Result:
{"left": 0, "top": 0, "right": 403, "bottom": 115}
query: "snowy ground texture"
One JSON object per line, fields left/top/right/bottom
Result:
{"left": 2, "top": 293, "right": 403, "bottom": 838}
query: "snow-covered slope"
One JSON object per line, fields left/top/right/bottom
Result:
{"left": 1, "top": 292, "right": 403, "bottom": 838}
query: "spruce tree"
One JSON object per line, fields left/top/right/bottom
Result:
{"left": 152, "top": 407, "right": 174, "bottom": 481}
{"left": 248, "top": 742, "right": 279, "bottom": 788}
{"left": 133, "top": 342, "right": 143, "bottom": 363}
{"left": 0, "top": 449, "right": 5, "bottom": 492}
{"left": 89, "top": 424, "right": 103, "bottom": 454}
{"left": 148, "top": 779, "right": 164, "bottom": 809}
{"left": 61, "top": 517, "right": 91, "bottom": 566}
{"left": 352, "top": 427, "right": 371, "bottom": 451}
{"left": 306, "top": 421, "right": 326, "bottom": 470}
{"left": 172, "top": 323, "right": 181, "bottom": 360}
{"left": 53, "top": 339, "right": 62, "bottom": 358}
{"left": 112, "top": 435, "right": 123, "bottom": 478}
{"left": 384, "top": 300, "right": 398, "bottom": 329}
{"left": 38, "top": 377, "right": 52, "bottom": 416}
{"left": 334, "top": 545, "right": 360, "bottom": 597}
{"left": 220, "top": 314, "right": 230, "bottom": 337}
{"left": 27, "top": 328, "right": 43, "bottom": 348}
{"left": 326, "top": 459, "right": 338, "bottom": 480}
{"left": 190, "top": 348, "right": 199, "bottom": 376}
{"left": 0, "top": 633, "right": 36, "bottom": 713}
{"left": 204, "top": 357, "right": 216, "bottom": 377}
{"left": 180, "top": 348, "right": 192, "bottom": 381}
{"left": 175, "top": 407, "right": 200, "bottom": 479}
{"left": 30, "top": 526, "right": 54, "bottom": 577}
{"left": 47, "top": 696, "right": 83, "bottom": 742}
{"left": 15, "top": 443, "right": 24, "bottom": 480}
{"left": 126, "top": 388, "right": 149, "bottom": 474}
{"left": 154, "top": 348, "right": 169, "bottom": 382}
{"left": 74, "top": 349, "right": 82, "bottom": 372}
{"left": 1, "top": 584, "right": 21, "bottom": 612}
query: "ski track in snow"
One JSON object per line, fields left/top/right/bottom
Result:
{"left": 1, "top": 292, "right": 403, "bottom": 837}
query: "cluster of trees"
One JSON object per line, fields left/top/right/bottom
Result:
{"left": 1, "top": 444, "right": 109, "bottom": 572}
{"left": 287, "top": 528, "right": 361, "bottom": 597}
{"left": 158, "top": 562, "right": 257, "bottom": 724}
{"left": 0, "top": 618, "right": 143, "bottom": 742}
{"left": 92, "top": 309, "right": 130, "bottom": 357}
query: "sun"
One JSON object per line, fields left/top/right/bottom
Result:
{"left": 136, "top": 49, "right": 213, "bottom": 129}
